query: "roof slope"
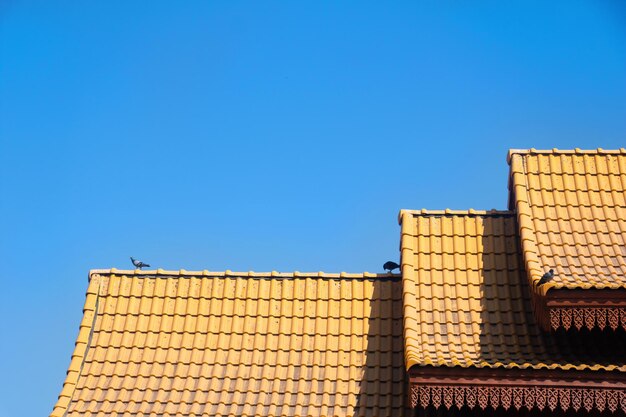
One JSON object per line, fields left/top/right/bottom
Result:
{"left": 399, "top": 209, "right": 626, "bottom": 371}
{"left": 508, "top": 148, "right": 626, "bottom": 292}
{"left": 51, "top": 270, "right": 407, "bottom": 417}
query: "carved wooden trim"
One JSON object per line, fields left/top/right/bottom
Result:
{"left": 419, "top": 385, "right": 429, "bottom": 409}
{"left": 607, "top": 390, "right": 619, "bottom": 412}
{"left": 453, "top": 387, "right": 464, "bottom": 410}
{"left": 559, "top": 388, "right": 570, "bottom": 411}
{"left": 548, "top": 307, "right": 626, "bottom": 331}
{"left": 442, "top": 386, "right": 454, "bottom": 409}
{"left": 409, "top": 384, "right": 626, "bottom": 412}
{"left": 573, "top": 308, "right": 584, "bottom": 330}
{"left": 547, "top": 387, "right": 558, "bottom": 411}
{"left": 609, "top": 308, "right": 620, "bottom": 330}
{"left": 562, "top": 308, "right": 572, "bottom": 330}
{"left": 513, "top": 388, "right": 523, "bottom": 410}
{"left": 477, "top": 386, "right": 489, "bottom": 409}
{"left": 500, "top": 387, "right": 512, "bottom": 409}
{"left": 572, "top": 389, "right": 582, "bottom": 411}
{"left": 550, "top": 308, "right": 561, "bottom": 329}
{"left": 410, "top": 383, "right": 419, "bottom": 408}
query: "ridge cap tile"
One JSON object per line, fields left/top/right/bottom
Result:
{"left": 507, "top": 148, "right": 626, "bottom": 164}
{"left": 88, "top": 268, "right": 391, "bottom": 280}
{"left": 400, "top": 208, "right": 514, "bottom": 217}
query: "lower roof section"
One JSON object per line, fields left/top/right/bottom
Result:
{"left": 51, "top": 269, "right": 407, "bottom": 417}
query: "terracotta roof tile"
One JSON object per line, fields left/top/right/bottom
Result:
{"left": 51, "top": 270, "right": 407, "bottom": 417}
{"left": 508, "top": 149, "right": 626, "bottom": 292}
{"left": 399, "top": 209, "right": 626, "bottom": 372}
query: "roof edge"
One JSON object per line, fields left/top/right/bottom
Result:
{"left": 89, "top": 269, "right": 398, "bottom": 280}
{"left": 399, "top": 208, "right": 512, "bottom": 221}
{"left": 399, "top": 213, "right": 420, "bottom": 372}
{"left": 508, "top": 154, "right": 545, "bottom": 290}
{"left": 50, "top": 276, "right": 101, "bottom": 417}
{"left": 506, "top": 148, "right": 626, "bottom": 164}
{"left": 406, "top": 360, "right": 624, "bottom": 373}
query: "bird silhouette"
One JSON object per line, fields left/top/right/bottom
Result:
{"left": 130, "top": 257, "right": 150, "bottom": 270}
{"left": 383, "top": 261, "right": 400, "bottom": 273}
{"left": 538, "top": 269, "right": 555, "bottom": 286}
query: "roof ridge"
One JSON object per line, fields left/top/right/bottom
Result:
{"left": 89, "top": 269, "right": 399, "bottom": 280}
{"left": 506, "top": 148, "right": 626, "bottom": 164}
{"left": 398, "top": 208, "right": 513, "bottom": 223}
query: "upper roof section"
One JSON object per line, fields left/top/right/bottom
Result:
{"left": 507, "top": 149, "right": 626, "bottom": 330}
{"left": 508, "top": 148, "right": 626, "bottom": 290}
{"left": 51, "top": 270, "right": 407, "bottom": 417}
{"left": 398, "top": 210, "right": 626, "bottom": 372}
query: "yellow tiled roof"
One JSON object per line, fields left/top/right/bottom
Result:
{"left": 399, "top": 209, "right": 626, "bottom": 371}
{"left": 508, "top": 148, "right": 626, "bottom": 292}
{"left": 51, "top": 269, "right": 407, "bottom": 417}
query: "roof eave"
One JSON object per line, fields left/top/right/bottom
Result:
{"left": 408, "top": 365, "right": 626, "bottom": 413}
{"left": 537, "top": 288, "right": 626, "bottom": 331}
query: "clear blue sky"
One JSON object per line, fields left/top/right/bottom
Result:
{"left": 0, "top": 2, "right": 625, "bottom": 416}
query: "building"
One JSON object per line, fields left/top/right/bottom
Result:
{"left": 51, "top": 149, "right": 626, "bottom": 416}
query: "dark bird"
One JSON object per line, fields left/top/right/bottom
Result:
{"left": 130, "top": 257, "right": 150, "bottom": 270}
{"left": 383, "top": 261, "right": 400, "bottom": 273}
{"left": 538, "top": 269, "right": 555, "bottom": 286}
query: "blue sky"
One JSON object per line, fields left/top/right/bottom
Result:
{"left": 0, "top": 2, "right": 625, "bottom": 416}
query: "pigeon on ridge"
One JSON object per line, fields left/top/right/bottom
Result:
{"left": 130, "top": 257, "right": 150, "bottom": 270}
{"left": 537, "top": 269, "right": 555, "bottom": 286}
{"left": 383, "top": 261, "right": 400, "bottom": 273}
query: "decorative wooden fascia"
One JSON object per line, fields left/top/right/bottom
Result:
{"left": 534, "top": 289, "right": 626, "bottom": 332}
{"left": 409, "top": 366, "right": 626, "bottom": 413}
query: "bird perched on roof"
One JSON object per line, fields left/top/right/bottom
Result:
{"left": 130, "top": 257, "right": 150, "bottom": 270}
{"left": 537, "top": 269, "right": 555, "bottom": 286}
{"left": 383, "top": 261, "right": 400, "bottom": 273}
